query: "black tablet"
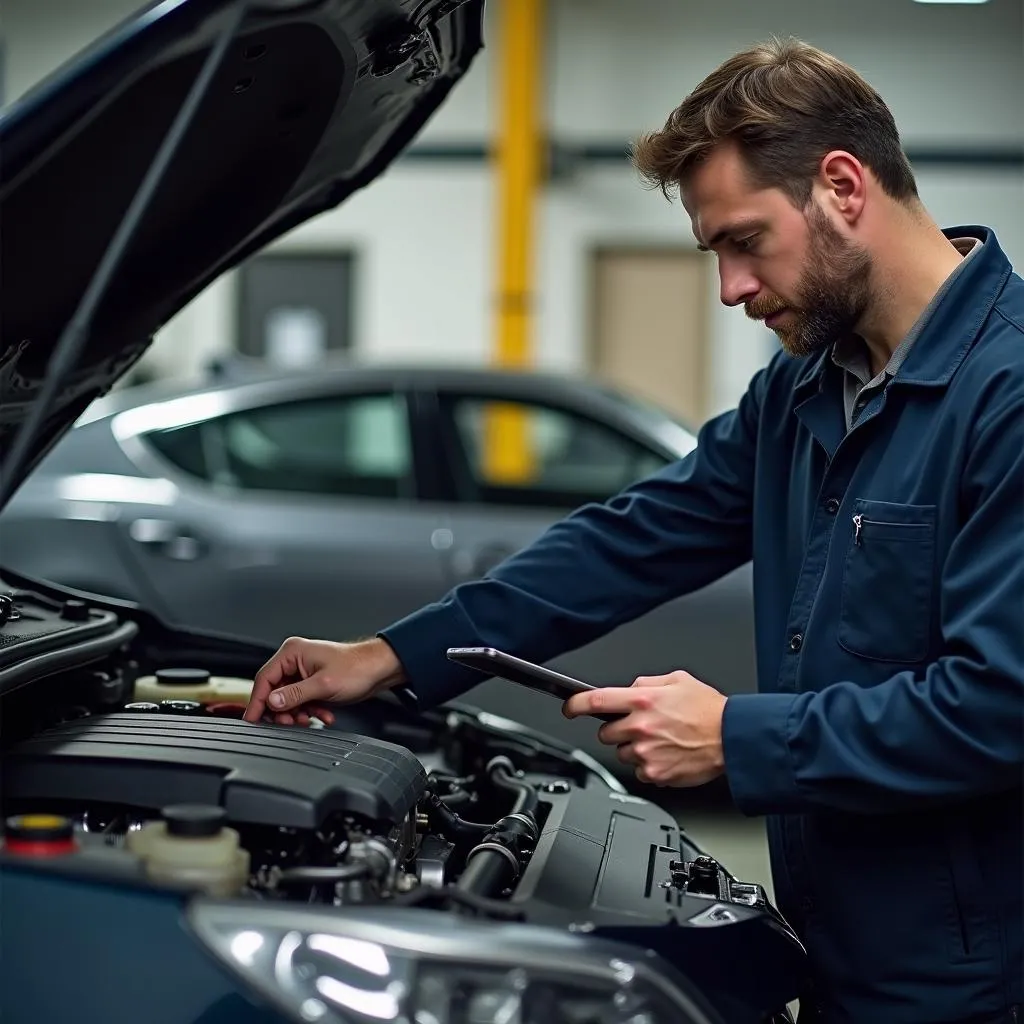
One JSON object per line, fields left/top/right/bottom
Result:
{"left": 446, "top": 646, "right": 621, "bottom": 722}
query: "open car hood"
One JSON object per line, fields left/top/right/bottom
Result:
{"left": 0, "top": 0, "right": 484, "bottom": 503}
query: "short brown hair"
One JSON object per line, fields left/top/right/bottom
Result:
{"left": 631, "top": 37, "right": 918, "bottom": 207}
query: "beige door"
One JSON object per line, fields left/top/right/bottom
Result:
{"left": 588, "top": 248, "right": 710, "bottom": 426}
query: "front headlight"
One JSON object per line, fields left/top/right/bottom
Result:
{"left": 188, "top": 902, "right": 719, "bottom": 1024}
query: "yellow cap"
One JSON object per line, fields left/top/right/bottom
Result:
{"left": 14, "top": 814, "right": 67, "bottom": 830}
{"left": 5, "top": 813, "right": 74, "bottom": 842}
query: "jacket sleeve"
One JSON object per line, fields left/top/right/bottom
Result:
{"left": 722, "top": 382, "right": 1024, "bottom": 815}
{"left": 379, "top": 369, "right": 768, "bottom": 707}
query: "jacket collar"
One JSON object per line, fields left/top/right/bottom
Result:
{"left": 793, "top": 225, "right": 1012, "bottom": 398}
{"left": 793, "top": 347, "right": 832, "bottom": 398}
{"left": 895, "top": 225, "right": 1012, "bottom": 386}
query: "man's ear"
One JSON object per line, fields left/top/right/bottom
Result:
{"left": 818, "top": 150, "right": 867, "bottom": 225}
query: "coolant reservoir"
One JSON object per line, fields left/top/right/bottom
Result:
{"left": 132, "top": 668, "right": 254, "bottom": 705}
{"left": 126, "top": 805, "right": 250, "bottom": 897}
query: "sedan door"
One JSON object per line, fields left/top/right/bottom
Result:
{"left": 424, "top": 387, "right": 756, "bottom": 763}
{"left": 115, "top": 389, "right": 449, "bottom": 646}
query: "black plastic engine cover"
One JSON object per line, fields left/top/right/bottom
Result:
{"left": 3, "top": 713, "right": 427, "bottom": 829}
{"left": 512, "top": 782, "right": 808, "bottom": 1023}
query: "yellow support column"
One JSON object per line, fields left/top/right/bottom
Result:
{"left": 485, "top": 0, "right": 544, "bottom": 483}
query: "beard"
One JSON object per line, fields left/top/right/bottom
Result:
{"left": 747, "top": 204, "right": 873, "bottom": 358}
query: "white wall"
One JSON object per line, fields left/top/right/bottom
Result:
{"left": 4, "top": 0, "right": 1023, "bottom": 414}
{"left": 548, "top": 0, "right": 1024, "bottom": 146}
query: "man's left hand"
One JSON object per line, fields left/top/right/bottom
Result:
{"left": 563, "top": 671, "right": 728, "bottom": 788}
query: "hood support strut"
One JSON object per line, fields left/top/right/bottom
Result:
{"left": 0, "top": 2, "right": 249, "bottom": 508}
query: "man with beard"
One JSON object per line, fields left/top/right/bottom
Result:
{"left": 244, "top": 38, "right": 1023, "bottom": 1024}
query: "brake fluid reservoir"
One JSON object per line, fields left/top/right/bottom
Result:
{"left": 126, "top": 805, "right": 250, "bottom": 897}
{"left": 132, "top": 668, "right": 254, "bottom": 705}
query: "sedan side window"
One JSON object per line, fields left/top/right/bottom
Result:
{"left": 144, "top": 393, "right": 413, "bottom": 500}
{"left": 145, "top": 420, "right": 210, "bottom": 480}
{"left": 444, "top": 397, "right": 670, "bottom": 508}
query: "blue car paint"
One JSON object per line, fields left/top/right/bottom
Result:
{"left": 0, "top": 863, "right": 284, "bottom": 1024}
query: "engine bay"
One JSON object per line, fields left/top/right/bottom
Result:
{"left": 0, "top": 578, "right": 806, "bottom": 1022}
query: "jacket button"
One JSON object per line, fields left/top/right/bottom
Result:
{"left": 824, "top": 497, "right": 840, "bottom": 514}
{"left": 789, "top": 633, "right": 804, "bottom": 652}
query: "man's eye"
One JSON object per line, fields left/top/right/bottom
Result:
{"left": 735, "top": 235, "right": 759, "bottom": 253}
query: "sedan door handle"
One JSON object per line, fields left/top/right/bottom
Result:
{"left": 129, "top": 518, "right": 205, "bottom": 561}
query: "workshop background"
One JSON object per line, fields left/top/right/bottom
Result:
{"left": 2, "top": 0, "right": 1022, "bottom": 905}
{"left": 3, "top": 0, "right": 1021, "bottom": 422}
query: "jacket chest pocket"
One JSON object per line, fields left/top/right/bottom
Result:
{"left": 837, "top": 499, "right": 937, "bottom": 663}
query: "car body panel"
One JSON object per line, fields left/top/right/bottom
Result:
{"left": 2, "top": 864, "right": 284, "bottom": 1024}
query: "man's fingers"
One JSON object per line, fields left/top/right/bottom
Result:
{"left": 277, "top": 705, "right": 335, "bottom": 728}
{"left": 267, "top": 676, "right": 327, "bottom": 712}
{"left": 598, "top": 718, "right": 633, "bottom": 746}
{"left": 264, "top": 708, "right": 329, "bottom": 728}
{"left": 256, "top": 648, "right": 301, "bottom": 690}
{"left": 243, "top": 686, "right": 273, "bottom": 723}
{"left": 563, "top": 686, "right": 652, "bottom": 720}
{"left": 311, "top": 705, "right": 336, "bottom": 726}
{"left": 264, "top": 671, "right": 339, "bottom": 712}
{"left": 632, "top": 673, "right": 677, "bottom": 687}
{"left": 616, "top": 742, "right": 639, "bottom": 766}
{"left": 244, "top": 648, "right": 303, "bottom": 722}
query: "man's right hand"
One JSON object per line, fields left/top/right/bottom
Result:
{"left": 242, "top": 636, "right": 407, "bottom": 726}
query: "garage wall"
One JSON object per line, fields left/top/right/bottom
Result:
{"left": 3, "top": 0, "right": 1022, "bottom": 416}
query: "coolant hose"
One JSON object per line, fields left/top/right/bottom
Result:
{"left": 486, "top": 756, "right": 538, "bottom": 816}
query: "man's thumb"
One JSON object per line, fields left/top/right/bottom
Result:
{"left": 268, "top": 676, "right": 326, "bottom": 711}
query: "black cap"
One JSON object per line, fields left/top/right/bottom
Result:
{"left": 155, "top": 668, "right": 211, "bottom": 687}
{"left": 61, "top": 599, "right": 90, "bottom": 622}
{"left": 163, "top": 805, "right": 226, "bottom": 838}
{"left": 5, "top": 814, "right": 74, "bottom": 842}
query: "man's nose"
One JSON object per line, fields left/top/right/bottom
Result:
{"left": 719, "top": 263, "right": 760, "bottom": 308}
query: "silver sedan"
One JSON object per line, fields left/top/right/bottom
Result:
{"left": 1, "top": 362, "right": 755, "bottom": 771}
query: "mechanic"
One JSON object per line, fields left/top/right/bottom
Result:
{"left": 243, "top": 38, "right": 1023, "bottom": 1024}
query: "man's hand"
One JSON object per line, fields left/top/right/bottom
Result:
{"left": 243, "top": 636, "right": 406, "bottom": 726}
{"left": 563, "top": 670, "right": 728, "bottom": 787}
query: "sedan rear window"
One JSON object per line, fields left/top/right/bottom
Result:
{"left": 445, "top": 396, "right": 670, "bottom": 508}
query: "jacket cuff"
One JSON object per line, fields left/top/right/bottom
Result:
{"left": 378, "top": 599, "right": 486, "bottom": 708}
{"left": 722, "top": 692, "right": 807, "bottom": 815}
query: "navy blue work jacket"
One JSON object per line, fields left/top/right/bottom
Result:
{"left": 382, "top": 225, "right": 1023, "bottom": 1024}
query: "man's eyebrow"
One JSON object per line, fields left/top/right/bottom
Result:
{"left": 695, "top": 219, "right": 766, "bottom": 252}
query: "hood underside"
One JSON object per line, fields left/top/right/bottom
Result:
{"left": 0, "top": 0, "right": 484, "bottom": 496}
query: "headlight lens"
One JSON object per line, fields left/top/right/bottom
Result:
{"left": 188, "top": 903, "right": 715, "bottom": 1024}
